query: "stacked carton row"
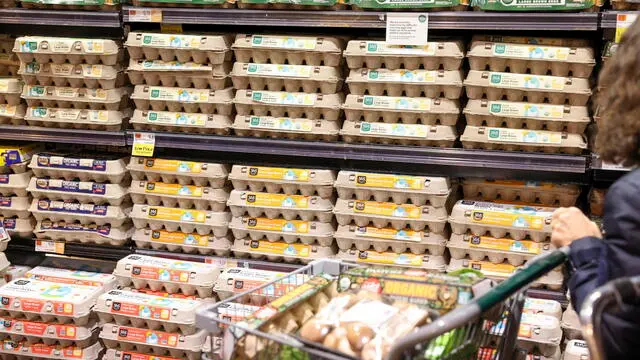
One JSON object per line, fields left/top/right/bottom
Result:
{"left": 0, "top": 36, "right": 22, "bottom": 126}
{"left": 0, "top": 144, "right": 38, "bottom": 242}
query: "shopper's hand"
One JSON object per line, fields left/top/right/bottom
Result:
{"left": 551, "top": 207, "right": 602, "bottom": 247}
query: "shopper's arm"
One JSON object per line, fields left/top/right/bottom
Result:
{"left": 567, "top": 236, "right": 607, "bottom": 311}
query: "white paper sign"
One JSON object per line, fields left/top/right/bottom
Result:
{"left": 385, "top": 13, "right": 429, "bottom": 46}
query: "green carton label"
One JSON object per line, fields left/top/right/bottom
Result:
{"left": 471, "top": 0, "right": 596, "bottom": 10}
{"left": 350, "top": 0, "right": 463, "bottom": 8}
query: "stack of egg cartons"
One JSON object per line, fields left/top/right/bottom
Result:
{"left": 27, "top": 153, "right": 132, "bottom": 247}
{"left": 333, "top": 171, "right": 450, "bottom": 271}
{"left": 0, "top": 36, "right": 23, "bottom": 127}
{"left": 519, "top": 297, "right": 565, "bottom": 359}
{"left": 562, "top": 304, "right": 589, "bottom": 360}
{"left": 231, "top": 34, "right": 343, "bottom": 140}
{"left": 341, "top": 39, "right": 463, "bottom": 146}
{"left": 14, "top": 36, "right": 130, "bottom": 131}
{"left": 463, "top": 35, "right": 593, "bottom": 154}
{"left": 228, "top": 165, "right": 336, "bottom": 263}
{"left": 128, "top": 157, "right": 232, "bottom": 255}
{"left": 126, "top": 32, "right": 234, "bottom": 135}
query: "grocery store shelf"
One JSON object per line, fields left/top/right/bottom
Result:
{"left": 600, "top": 10, "right": 635, "bottom": 29}
{"left": 0, "top": 8, "right": 121, "bottom": 28}
{"left": 7, "top": 238, "right": 132, "bottom": 262}
{"left": 0, "top": 125, "right": 126, "bottom": 146}
{"left": 591, "top": 154, "right": 633, "bottom": 183}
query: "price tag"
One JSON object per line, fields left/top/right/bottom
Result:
{"left": 386, "top": 13, "right": 429, "bottom": 46}
{"left": 35, "top": 240, "right": 65, "bottom": 254}
{"left": 128, "top": 8, "right": 162, "bottom": 23}
{"left": 132, "top": 132, "right": 155, "bottom": 157}
{"left": 616, "top": 13, "right": 638, "bottom": 43}
{"left": 0, "top": 227, "right": 9, "bottom": 242}
{"left": 206, "top": 257, "right": 238, "bottom": 268}
{"left": 161, "top": 24, "right": 183, "bottom": 33}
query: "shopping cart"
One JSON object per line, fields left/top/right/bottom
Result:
{"left": 196, "top": 248, "right": 569, "bottom": 360}
{"left": 579, "top": 275, "right": 640, "bottom": 360}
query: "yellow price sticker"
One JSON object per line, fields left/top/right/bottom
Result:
{"left": 35, "top": 240, "right": 65, "bottom": 254}
{"left": 616, "top": 14, "right": 638, "bottom": 43}
{"left": 132, "top": 132, "right": 155, "bottom": 157}
{"left": 161, "top": 24, "right": 183, "bottom": 33}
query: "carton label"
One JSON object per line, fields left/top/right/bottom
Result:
{"left": 150, "top": 230, "right": 209, "bottom": 246}
{"left": 147, "top": 207, "right": 206, "bottom": 223}
{"left": 0, "top": 197, "right": 10, "bottom": 207}
{"left": 356, "top": 250, "right": 423, "bottom": 266}
{"left": 483, "top": 180, "right": 557, "bottom": 189}
{"left": 366, "top": 69, "right": 436, "bottom": 83}
{"left": 359, "top": 122, "right": 432, "bottom": 139}
{"left": 0, "top": 175, "right": 8, "bottom": 184}
{"left": 145, "top": 111, "right": 207, "bottom": 126}
{"left": 54, "top": 87, "right": 79, "bottom": 98}
{"left": 116, "top": 353, "right": 178, "bottom": 360}
{"left": 0, "top": 80, "right": 9, "bottom": 93}
{"left": 0, "top": 105, "right": 16, "bottom": 117}
{"left": 141, "top": 34, "right": 202, "bottom": 49}
{"left": 110, "top": 298, "right": 172, "bottom": 320}
{"left": 144, "top": 182, "right": 203, "bottom": 197}
{"left": 492, "top": 44, "right": 570, "bottom": 61}
{"left": 81, "top": 65, "right": 104, "bottom": 78}
{"left": 250, "top": 35, "right": 316, "bottom": 50}
{"left": 524, "top": 298, "right": 559, "bottom": 315}
{"left": 49, "top": 64, "right": 73, "bottom": 76}
{"left": 248, "top": 240, "right": 311, "bottom": 257}
{"left": 35, "top": 178, "right": 107, "bottom": 195}
{"left": 148, "top": 87, "right": 209, "bottom": 103}
{"left": 469, "top": 209, "right": 546, "bottom": 230}
{"left": 362, "top": 95, "right": 431, "bottom": 111}
{"left": 488, "top": 101, "right": 564, "bottom": 119}
{"left": 354, "top": 173, "right": 423, "bottom": 189}
{"left": 365, "top": 41, "right": 436, "bottom": 55}
{"left": 355, "top": 226, "right": 422, "bottom": 242}
{"left": 0, "top": 319, "right": 79, "bottom": 339}
{"left": 467, "top": 235, "right": 543, "bottom": 254}
{"left": 37, "top": 154, "right": 107, "bottom": 171}
{"left": 130, "top": 265, "right": 191, "bottom": 283}
{"left": 251, "top": 91, "right": 316, "bottom": 106}
{"left": 37, "top": 199, "right": 108, "bottom": 216}
{"left": 116, "top": 326, "right": 179, "bottom": 347}
{"left": 246, "top": 218, "right": 309, "bottom": 234}
{"left": 143, "top": 159, "right": 203, "bottom": 174}
{"left": 244, "top": 193, "right": 309, "bottom": 209}
{"left": 35, "top": 108, "right": 108, "bottom": 122}
{"left": 467, "top": 261, "right": 516, "bottom": 278}
{"left": 353, "top": 201, "right": 421, "bottom": 218}
{"left": 488, "top": 72, "right": 566, "bottom": 91}
{"left": 246, "top": 63, "right": 312, "bottom": 78}
{"left": 39, "top": 220, "right": 112, "bottom": 236}
{"left": 246, "top": 167, "right": 310, "bottom": 182}
{"left": 248, "top": 116, "right": 313, "bottom": 132}
{"left": 23, "top": 343, "right": 84, "bottom": 358}
{"left": 487, "top": 128, "right": 563, "bottom": 145}
{"left": 51, "top": 40, "right": 73, "bottom": 53}
{"left": 140, "top": 60, "right": 209, "bottom": 71}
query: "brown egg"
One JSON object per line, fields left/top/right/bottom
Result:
{"left": 300, "top": 319, "right": 331, "bottom": 343}
{"left": 345, "top": 322, "right": 375, "bottom": 351}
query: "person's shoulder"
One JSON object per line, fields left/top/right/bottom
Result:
{"left": 611, "top": 168, "right": 640, "bottom": 193}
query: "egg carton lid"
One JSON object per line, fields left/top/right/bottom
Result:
{"left": 450, "top": 199, "right": 556, "bottom": 222}
{"left": 230, "top": 165, "right": 335, "bottom": 186}
{"left": 467, "top": 40, "right": 595, "bottom": 65}
{"left": 471, "top": 35, "right": 591, "bottom": 47}
{"left": 342, "top": 94, "right": 460, "bottom": 115}
{"left": 229, "top": 216, "right": 335, "bottom": 237}
{"left": 231, "top": 238, "right": 336, "bottom": 260}
{"left": 14, "top": 36, "right": 120, "bottom": 56}
{"left": 100, "top": 323, "right": 208, "bottom": 351}
{"left": 131, "top": 85, "right": 234, "bottom": 104}
{"left": 234, "top": 89, "right": 344, "bottom": 109}
{"left": 524, "top": 297, "right": 563, "bottom": 319}
{"left": 447, "top": 258, "right": 563, "bottom": 288}
{"left": 462, "top": 178, "right": 581, "bottom": 196}
{"left": 27, "top": 177, "right": 129, "bottom": 201}
{"left": 103, "top": 349, "right": 182, "bottom": 360}
{"left": 464, "top": 70, "right": 591, "bottom": 95}
{"left": 127, "top": 157, "right": 229, "bottom": 179}
{"left": 231, "top": 62, "right": 340, "bottom": 81}
{"left": 25, "top": 266, "right": 117, "bottom": 290}
{"left": 463, "top": 99, "right": 589, "bottom": 124}
{"left": 22, "top": 85, "right": 132, "bottom": 102}
{"left": 113, "top": 254, "right": 221, "bottom": 288}
{"left": 25, "top": 108, "right": 129, "bottom": 127}
{"left": 336, "top": 248, "right": 447, "bottom": 271}
{"left": 0, "top": 171, "right": 31, "bottom": 190}
{"left": 334, "top": 198, "right": 448, "bottom": 222}
{"left": 0, "top": 340, "right": 103, "bottom": 360}
{"left": 0, "top": 78, "right": 23, "bottom": 94}
{"left": 232, "top": 34, "right": 343, "bottom": 54}
{"left": 335, "top": 170, "right": 450, "bottom": 196}
{"left": 129, "top": 180, "right": 229, "bottom": 202}
{"left": 18, "top": 62, "right": 123, "bottom": 80}
{"left": 228, "top": 190, "right": 334, "bottom": 212}
{"left": 335, "top": 224, "right": 447, "bottom": 245}
{"left": 340, "top": 121, "right": 458, "bottom": 142}
{"left": 347, "top": 68, "right": 463, "bottom": 86}
{"left": 34, "top": 220, "right": 132, "bottom": 243}
{"left": 125, "top": 32, "right": 233, "bottom": 52}
{"left": 344, "top": 39, "right": 464, "bottom": 59}
{"left": 461, "top": 126, "right": 588, "bottom": 150}
{"left": 0, "top": 315, "right": 99, "bottom": 343}
{"left": 130, "top": 204, "right": 230, "bottom": 226}
{"left": 128, "top": 59, "right": 230, "bottom": 77}
{"left": 233, "top": 115, "right": 340, "bottom": 136}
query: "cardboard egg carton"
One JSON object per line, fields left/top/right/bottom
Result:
{"left": 344, "top": 40, "right": 464, "bottom": 71}
{"left": 0, "top": 104, "right": 26, "bottom": 126}
{"left": 125, "top": 33, "right": 232, "bottom": 64}
{"left": 235, "top": 0, "right": 345, "bottom": 9}
{"left": 0, "top": 279, "right": 103, "bottom": 325}
{"left": 0, "top": 144, "right": 40, "bottom": 173}
{"left": 214, "top": 267, "right": 302, "bottom": 303}
{"left": 333, "top": 198, "right": 448, "bottom": 232}
{"left": 0, "top": 171, "right": 30, "bottom": 197}
{"left": 343, "top": 94, "right": 460, "bottom": 126}
{"left": 0, "top": 340, "right": 103, "bottom": 360}
{"left": 24, "top": 107, "right": 128, "bottom": 132}
{"left": 232, "top": 238, "right": 336, "bottom": 264}
{"left": 234, "top": 90, "right": 343, "bottom": 121}
{"left": 341, "top": 121, "right": 457, "bottom": 147}
{"left": 127, "top": 60, "right": 231, "bottom": 90}
{"left": 463, "top": 100, "right": 590, "bottom": 134}
{"left": 229, "top": 165, "right": 335, "bottom": 198}
{"left": 14, "top": 37, "right": 122, "bottom": 66}
{"left": 113, "top": 254, "right": 220, "bottom": 297}
{"left": 611, "top": 0, "right": 640, "bottom": 8}
{"left": 335, "top": 224, "right": 447, "bottom": 255}
{"left": 449, "top": 200, "right": 554, "bottom": 242}
{"left": 336, "top": 248, "right": 447, "bottom": 271}
{"left": 132, "top": 228, "right": 232, "bottom": 256}
{"left": 131, "top": 86, "right": 233, "bottom": 115}
{"left": 335, "top": 171, "right": 451, "bottom": 207}
{"left": 34, "top": 220, "right": 132, "bottom": 246}
{"left": 561, "top": 305, "right": 582, "bottom": 340}
{"left": 103, "top": 349, "right": 182, "bottom": 360}
{"left": 467, "top": 41, "right": 595, "bottom": 78}
{"left": 524, "top": 298, "right": 563, "bottom": 319}
{"left": 94, "top": 289, "right": 202, "bottom": 335}
{"left": 447, "top": 233, "right": 553, "bottom": 266}
{"left": 464, "top": 71, "right": 591, "bottom": 106}
{"left": 130, "top": 204, "right": 229, "bottom": 237}
{"left": 30, "top": 199, "right": 130, "bottom": 227}
{"left": 127, "top": 157, "right": 228, "bottom": 188}
{"left": 0, "top": 79, "right": 23, "bottom": 106}
{"left": 22, "top": 86, "right": 131, "bottom": 111}
{"left": 462, "top": 178, "right": 580, "bottom": 207}
{"left": 29, "top": 154, "right": 128, "bottom": 184}
{"left": 231, "top": 63, "right": 342, "bottom": 94}
{"left": 347, "top": 69, "right": 463, "bottom": 99}
{"left": 24, "top": 266, "right": 117, "bottom": 290}
{"left": 0, "top": 196, "right": 31, "bottom": 218}
{"left": 0, "top": 316, "right": 99, "bottom": 348}
{"left": 19, "top": 0, "right": 120, "bottom": 11}
{"left": 0, "top": 161, "right": 30, "bottom": 176}
{"left": 471, "top": 35, "right": 591, "bottom": 48}
{"left": 1, "top": 216, "right": 35, "bottom": 238}
{"left": 232, "top": 34, "right": 343, "bottom": 67}
{"left": 211, "top": 302, "right": 259, "bottom": 324}
{"left": 563, "top": 340, "right": 589, "bottom": 360}
{"left": 516, "top": 313, "right": 562, "bottom": 357}
{"left": 229, "top": 216, "right": 334, "bottom": 246}
{"left": 27, "top": 178, "right": 129, "bottom": 206}
{"left": 0, "top": 253, "right": 10, "bottom": 272}
{"left": 461, "top": 126, "right": 588, "bottom": 155}
{"left": 130, "top": 180, "right": 228, "bottom": 211}
{"left": 227, "top": 190, "right": 334, "bottom": 222}
{"left": 447, "top": 258, "right": 563, "bottom": 290}
{"left": 19, "top": 63, "right": 125, "bottom": 90}
{"left": 232, "top": 115, "right": 340, "bottom": 141}
{"left": 3, "top": 266, "right": 32, "bottom": 283}
{"left": 130, "top": 110, "right": 231, "bottom": 135}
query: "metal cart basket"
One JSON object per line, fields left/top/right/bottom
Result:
{"left": 196, "top": 248, "right": 568, "bottom": 360}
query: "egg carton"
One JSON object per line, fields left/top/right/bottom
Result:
{"left": 461, "top": 178, "right": 580, "bottom": 207}
{"left": 229, "top": 165, "right": 335, "bottom": 198}
{"left": 27, "top": 178, "right": 129, "bottom": 206}
{"left": 234, "top": 90, "right": 342, "bottom": 121}
{"left": 516, "top": 313, "right": 562, "bottom": 357}
{"left": 561, "top": 305, "right": 582, "bottom": 340}
{"left": 23, "top": 267, "right": 115, "bottom": 290}
{"left": 232, "top": 34, "right": 343, "bottom": 67}
{"left": 19, "top": 0, "right": 120, "bottom": 11}
{"left": 0, "top": 162, "right": 29, "bottom": 176}
{"left": 127, "top": 288, "right": 198, "bottom": 300}
{"left": 3, "top": 266, "right": 32, "bottom": 283}
{"left": 30, "top": 199, "right": 130, "bottom": 227}
{"left": 447, "top": 233, "right": 553, "bottom": 266}
{"left": 336, "top": 248, "right": 447, "bottom": 271}
{"left": 449, "top": 200, "right": 554, "bottom": 242}
{"left": 342, "top": 94, "right": 460, "bottom": 126}
{"left": 211, "top": 302, "right": 260, "bottom": 324}
{"left": 464, "top": 71, "right": 591, "bottom": 106}
{"left": 0, "top": 171, "right": 30, "bottom": 197}
{"left": 1, "top": 216, "right": 35, "bottom": 238}
{"left": 467, "top": 41, "right": 595, "bottom": 78}
{"left": 235, "top": 0, "right": 345, "bottom": 9}
{"left": 333, "top": 198, "right": 448, "bottom": 232}
{"left": 335, "top": 170, "right": 451, "bottom": 207}
{"left": 347, "top": 69, "right": 463, "bottom": 99}
{"left": 232, "top": 238, "right": 335, "bottom": 264}
{"left": 103, "top": 349, "right": 182, "bottom": 360}
{"left": 130, "top": 204, "right": 230, "bottom": 237}
{"left": 19, "top": 63, "right": 125, "bottom": 89}
{"left": 232, "top": 115, "right": 340, "bottom": 141}
{"left": 0, "top": 196, "right": 31, "bottom": 219}
{"left": 0, "top": 253, "right": 10, "bottom": 272}
{"left": 447, "top": 258, "right": 563, "bottom": 290}
{"left": 340, "top": 121, "right": 457, "bottom": 147}
{"left": 0, "top": 104, "right": 26, "bottom": 126}
{"left": 129, "top": 110, "right": 231, "bottom": 135}
{"left": 227, "top": 190, "right": 334, "bottom": 222}
{"left": 0, "top": 144, "right": 39, "bottom": 172}
{"left": 34, "top": 220, "right": 132, "bottom": 246}
{"left": 471, "top": 35, "right": 591, "bottom": 48}
{"left": 22, "top": 86, "right": 131, "bottom": 111}
{"left": 461, "top": 126, "right": 588, "bottom": 155}
{"left": 132, "top": 228, "right": 232, "bottom": 256}
{"left": 0, "top": 316, "right": 98, "bottom": 348}
{"left": 0, "top": 278, "right": 104, "bottom": 325}
{"left": 0, "top": 79, "right": 23, "bottom": 106}
{"left": 125, "top": 33, "right": 232, "bottom": 65}
{"left": 29, "top": 154, "right": 129, "bottom": 184}
{"left": 214, "top": 267, "right": 301, "bottom": 303}
{"left": 127, "top": 59, "right": 231, "bottom": 90}
{"left": 100, "top": 323, "right": 206, "bottom": 360}
{"left": 130, "top": 180, "right": 228, "bottom": 211}
{"left": 231, "top": 63, "right": 341, "bottom": 94}
{"left": 0, "top": 340, "right": 103, "bottom": 360}
{"left": 611, "top": 0, "right": 640, "bottom": 9}
{"left": 463, "top": 100, "right": 590, "bottom": 134}
{"left": 127, "top": 157, "right": 228, "bottom": 188}
{"left": 335, "top": 224, "right": 447, "bottom": 255}
{"left": 523, "top": 298, "right": 562, "bottom": 319}
{"left": 13, "top": 37, "right": 121, "bottom": 66}
{"left": 24, "top": 107, "right": 128, "bottom": 132}
{"left": 94, "top": 289, "right": 202, "bottom": 335}
{"left": 563, "top": 340, "right": 589, "bottom": 360}
{"left": 344, "top": 40, "right": 464, "bottom": 71}
{"left": 131, "top": 86, "right": 233, "bottom": 115}
{"left": 229, "top": 216, "right": 334, "bottom": 245}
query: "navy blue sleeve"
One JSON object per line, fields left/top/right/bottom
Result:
{"left": 567, "top": 236, "right": 607, "bottom": 311}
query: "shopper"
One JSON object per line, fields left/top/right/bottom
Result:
{"left": 550, "top": 19, "right": 640, "bottom": 360}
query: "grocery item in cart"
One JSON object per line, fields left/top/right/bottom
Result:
{"left": 131, "top": 86, "right": 233, "bottom": 115}
{"left": 13, "top": 37, "right": 122, "bottom": 66}
{"left": 25, "top": 266, "right": 116, "bottom": 289}
{"left": 0, "top": 340, "right": 103, "bottom": 360}
{"left": 561, "top": 304, "right": 582, "bottom": 340}
{"left": 516, "top": 312, "right": 562, "bottom": 357}
{"left": 447, "top": 233, "right": 553, "bottom": 266}
{"left": 228, "top": 190, "right": 334, "bottom": 222}
{"left": 0, "top": 103, "right": 26, "bottom": 125}
{"left": 234, "top": 89, "right": 343, "bottom": 121}
{"left": 470, "top": 0, "right": 601, "bottom": 11}
{"left": 461, "top": 126, "right": 587, "bottom": 155}
{"left": 462, "top": 178, "right": 580, "bottom": 207}
{"left": 447, "top": 258, "right": 563, "bottom": 290}
{"left": 22, "top": 85, "right": 131, "bottom": 111}
{"left": 346, "top": 69, "right": 463, "bottom": 99}
{"left": 130, "top": 204, "right": 230, "bottom": 236}
{"left": 337, "top": 248, "right": 447, "bottom": 271}
{"left": 30, "top": 199, "right": 131, "bottom": 227}
{"left": 335, "top": 224, "right": 447, "bottom": 255}
{"left": 214, "top": 267, "right": 302, "bottom": 303}
{"left": 344, "top": 40, "right": 464, "bottom": 71}
{"left": 0, "top": 316, "right": 99, "bottom": 347}
{"left": 232, "top": 34, "right": 343, "bottom": 67}
{"left": 127, "top": 59, "right": 231, "bottom": 90}
{"left": 1, "top": 216, "right": 35, "bottom": 238}
{"left": 0, "top": 196, "right": 30, "bottom": 218}
{"left": 27, "top": 177, "right": 129, "bottom": 206}
{"left": 129, "top": 180, "right": 228, "bottom": 211}
{"left": 34, "top": 220, "right": 132, "bottom": 246}
{"left": 29, "top": 153, "right": 128, "bottom": 183}
{"left": 231, "top": 238, "right": 336, "bottom": 264}
{"left": 132, "top": 228, "right": 232, "bottom": 256}
{"left": 128, "top": 157, "right": 228, "bottom": 188}
{"left": 125, "top": 33, "right": 232, "bottom": 64}
{"left": 19, "top": 63, "right": 125, "bottom": 89}
{"left": 130, "top": 110, "right": 232, "bottom": 135}
{"left": 231, "top": 63, "right": 342, "bottom": 94}
{"left": 563, "top": 340, "right": 590, "bottom": 360}
{"left": 232, "top": 115, "right": 340, "bottom": 141}
{"left": 230, "top": 165, "right": 335, "bottom": 198}
{"left": 25, "top": 107, "right": 129, "bottom": 132}
{"left": 523, "top": 297, "right": 562, "bottom": 319}
{"left": 340, "top": 121, "right": 457, "bottom": 147}
{"left": 229, "top": 215, "right": 334, "bottom": 245}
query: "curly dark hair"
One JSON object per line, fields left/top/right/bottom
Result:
{"left": 596, "top": 20, "right": 640, "bottom": 166}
